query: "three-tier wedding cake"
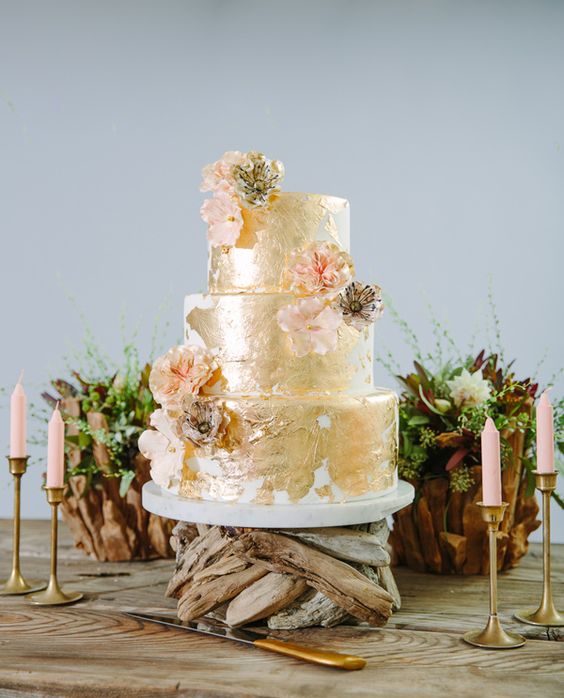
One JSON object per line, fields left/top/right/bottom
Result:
{"left": 139, "top": 151, "right": 398, "bottom": 505}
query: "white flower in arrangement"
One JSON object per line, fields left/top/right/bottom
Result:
{"left": 446, "top": 369, "right": 491, "bottom": 408}
{"left": 138, "top": 409, "right": 184, "bottom": 492}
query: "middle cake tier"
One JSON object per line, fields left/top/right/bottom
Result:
{"left": 185, "top": 293, "right": 374, "bottom": 395}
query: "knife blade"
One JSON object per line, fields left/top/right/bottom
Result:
{"left": 124, "top": 611, "right": 366, "bottom": 670}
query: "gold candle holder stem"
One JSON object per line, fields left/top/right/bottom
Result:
{"left": 26, "top": 487, "right": 83, "bottom": 606}
{"left": 1, "top": 457, "right": 46, "bottom": 596}
{"left": 463, "top": 502, "right": 525, "bottom": 649}
{"left": 487, "top": 522, "right": 498, "bottom": 618}
{"left": 515, "top": 471, "right": 564, "bottom": 626}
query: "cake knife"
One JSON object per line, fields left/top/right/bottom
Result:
{"left": 124, "top": 611, "right": 366, "bottom": 670}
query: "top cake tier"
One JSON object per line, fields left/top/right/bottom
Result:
{"left": 208, "top": 192, "right": 350, "bottom": 294}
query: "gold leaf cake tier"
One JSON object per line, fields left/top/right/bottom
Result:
{"left": 208, "top": 192, "right": 350, "bottom": 294}
{"left": 185, "top": 293, "right": 374, "bottom": 395}
{"left": 179, "top": 390, "right": 398, "bottom": 505}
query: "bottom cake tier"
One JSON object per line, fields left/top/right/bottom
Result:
{"left": 175, "top": 389, "right": 398, "bottom": 505}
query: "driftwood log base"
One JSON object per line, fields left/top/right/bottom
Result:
{"left": 167, "top": 520, "right": 400, "bottom": 630}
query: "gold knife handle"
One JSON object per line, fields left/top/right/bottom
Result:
{"left": 253, "top": 638, "right": 366, "bottom": 670}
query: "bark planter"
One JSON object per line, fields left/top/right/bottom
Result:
{"left": 60, "top": 453, "right": 175, "bottom": 562}
{"left": 390, "top": 427, "right": 541, "bottom": 575}
{"left": 58, "top": 400, "right": 175, "bottom": 562}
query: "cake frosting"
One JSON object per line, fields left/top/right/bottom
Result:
{"left": 139, "top": 151, "right": 398, "bottom": 505}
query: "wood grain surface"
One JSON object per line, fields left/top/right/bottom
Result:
{"left": 1, "top": 519, "right": 563, "bottom": 697}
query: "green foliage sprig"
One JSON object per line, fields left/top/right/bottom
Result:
{"left": 378, "top": 293, "right": 563, "bottom": 507}
{"left": 36, "top": 303, "right": 173, "bottom": 496}
{"left": 42, "top": 350, "right": 156, "bottom": 495}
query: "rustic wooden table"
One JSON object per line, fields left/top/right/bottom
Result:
{"left": 1, "top": 519, "right": 562, "bottom": 698}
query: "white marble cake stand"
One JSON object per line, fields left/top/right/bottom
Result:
{"left": 142, "top": 479, "right": 414, "bottom": 528}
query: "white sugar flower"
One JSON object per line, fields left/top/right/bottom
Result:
{"left": 447, "top": 369, "right": 491, "bottom": 408}
{"left": 138, "top": 409, "right": 184, "bottom": 492}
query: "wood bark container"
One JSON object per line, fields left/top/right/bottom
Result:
{"left": 59, "top": 399, "right": 175, "bottom": 562}
{"left": 167, "top": 521, "right": 401, "bottom": 629}
{"left": 390, "top": 425, "right": 541, "bottom": 575}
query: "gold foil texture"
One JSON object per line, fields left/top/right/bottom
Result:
{"left": 186, "top": 293, "right": 372, "bottom": 395}
{"left": 179, "top": 390, "right": 398, "bottom": 503}
{"left": 208, "top": 192, "right": 350, "bottom": 293}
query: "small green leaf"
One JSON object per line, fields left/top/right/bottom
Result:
{"left": 408, "top": 415, "right": 430, "bottom": 426}
{"left": 119, "top": 470, "right": 136, "bottom": 497}
{"left": 402, "top": 433, "right": 413, "bottom": 456}
{"left": 78, "top": 432, "right": 91, "bottom": 449}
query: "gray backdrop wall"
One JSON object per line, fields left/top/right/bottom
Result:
{"left": 1, "top": 0, "right": 563, "bottom": 541}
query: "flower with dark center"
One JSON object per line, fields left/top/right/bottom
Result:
{"left": 176, "top": 399, "right": 227, "bottom": 446}
{"left": 232, "top": 152, "right": 284, "bottom": 208}
{"left": 337, "top": 281, "right": 384, "bottom": 330}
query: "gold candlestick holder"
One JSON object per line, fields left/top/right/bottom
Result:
{"left": 0, "top": 457, "right": 46, "bottom": 596}
{"left": 26, "top": 486, "right": 83, "bottom": 606}
{"left": 514, "top": 471, "right": 564, "bottom": 626}
{"left": 463, "top": 502, "right": 526, "bottom": 649}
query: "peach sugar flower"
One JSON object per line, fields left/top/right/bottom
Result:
{"left": 200, "top": 192, "right": 244, "bottom": 247}
{"left": 277, "top": 297, "right": 343, "bottom": 357}
{"left": 149, "top": 345, "right": 217, "bottom": 410}
{"left": 287, "top": 241, "right": 354, "bottom": 297}
{"left": 200, "top": 151, "right": 246, "bottom": 194}
{"left": 138, "top": 409, "right": 184, "bottom": 492}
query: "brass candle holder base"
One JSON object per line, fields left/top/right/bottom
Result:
{"left": 27, "top": 580, "right": 83, "bottom": 606}
{"left": 514, "top": 606, "right": 564, "bottom": 627}
{"left": 0, "top": 571, "right": 47, "bottom": 597}
{"left": 25, "top": 486, "right": 83, "bottom": 607}
{"left": 0, "top": 457, "right": 47, "bottom": 596}
{"left": 463, "top": 502, "right": 525, "bottom": 649}
{"left": 514, "top": 471, "right": 564, "bottom": 627}
{"left": 464, "top": 615, "right": 526, "bottom": 649}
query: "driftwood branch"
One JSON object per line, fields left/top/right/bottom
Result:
{"left": 230, "top": 530, "right": 394, "bottom": 626}
{"left": 274, "top": 527, "right": 390, "bottom": 567}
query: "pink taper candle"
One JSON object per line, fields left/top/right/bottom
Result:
{"left": 536, "top": 391, "right": 555, "bottom": 473}
{"left": 481, "top": 416, "right": 502, "bottom": 506}
{"left": 9, "top": 371, "right": 27, "bottom": 458}
{"left": 46, "top": 404, "right": 65, "bottom": 488}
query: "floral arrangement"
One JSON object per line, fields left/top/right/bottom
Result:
{"left": 42, "top": 343, "right": 157, "bottom": 495}
{"left": 379, "top": 301, "right": 564, "bottom": 507}
{"left": 37, "top": 319, "right": 179, "bottom": 561}
{"left": 398, "top": 352, "right": 535, "bottom": 490}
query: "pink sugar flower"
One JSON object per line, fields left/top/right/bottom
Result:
{"left": 200, "top": 192, "right": 244, "bottom": 247}
{"left": 277, "top": 297, "right": 343, "bottom": 357}
{"left": 287, "top": 241, "right": 354, "bottom": 297}
{"left": 200, "top": 151, "right": 246, "bottom": 194}
{"left": 149, "top": 345, "right": 217, "bottom": 410}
